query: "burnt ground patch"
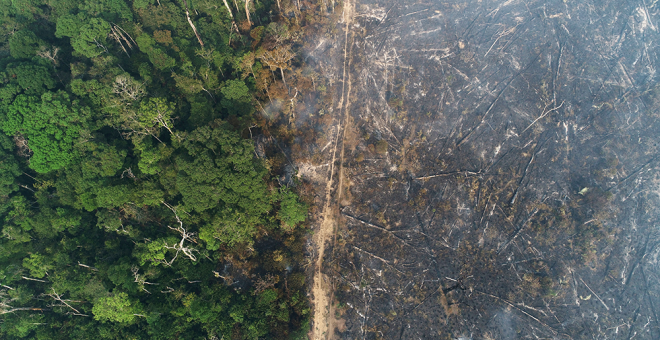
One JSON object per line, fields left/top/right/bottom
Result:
{"left": 298, "top": 0, "right": 660, "bottom": 338}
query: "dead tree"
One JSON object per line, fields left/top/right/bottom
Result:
{"left": 244, "top": 0, "right": 252, "bottom": 26}
{"left": 109, "top": 25, "right": 136, "bottom": 57}
{"left": 144, "top": 101, "right": 178, "bottom": 139}
{"left": 92, "top": 38, "right": 108, "bottom": 54}
{"left": 476, "top": 290, "right": 561, "bottom": 336}
{"left": 112, "top": 75, "right": 146, "bottom": 102}
{"left": 220, "top": 0, "right": 240, "bottom": 37}
{"left": 341, "top": 210, "right": 418, "bottom": 249}
{"left": 1, "top": 290, "right": 46, "bottom": 315}
{"left": 45, "top": 288, "right": 88, "bottom": 316}
{"left": 498, "top": 208, "right": 538, "bottom": 253}
{"left": 522, "top": 101, "right": 564, "bottom": 133}
{"left": 258, "top": 45, "right": 296, "bottom": 88}
{"left": 77, "top": 262, "right": 98, "bottom": 271}
{"left": 160, "top": 286, "right": 175, "bottom": 294}
{"left": 158, "top": 202, "right": 198, "bottom": 266}
{"left": 222, "top": 0, "right": 234, "bottom": 20}
{"left": 253, "top": 274, "right": 278, "bottom": 295}
{"left": 13, "top": 134, "right": 32, "bottom": 158}
{"left": 132, "top": 266, "right": 159, "bottom": 294}
{"left": 36, "top": 46, "right": 60, "bottom": 66}
{"left": 22, "top": 276, "right": 47, "bottom": 283}
{"left": 181, "top": 0, "right": 204, "bottom": 48}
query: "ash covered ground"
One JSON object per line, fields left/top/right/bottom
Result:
{"left": 299, "top": 0, "right": 660, "bottom": 338}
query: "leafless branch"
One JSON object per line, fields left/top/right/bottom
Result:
{"left": 45, "top": 288, "right": 88, "bottom": 316}
{"left": 342, "top": 211, "right": 416, "bottom": 249}
{"left": 351, "top": 245, "right": 403, "bottom": 274}
{"left": 498, "top": 208, "right": 538, "bottom": 253}
{"left": 22, "top": 276, "right": 47, "bottom": 283}
{"left": 476, "top": 290, "right": 558, "bottom": 336}
{"left": 181, "top": 0, "right": 204, "bottom": 48}
{"left": 36, "top": 46, "right": 60, "bottom": 65}
{"left": 522, "top": 101, "right": 564, "bottom": 134}
{"left": 157, "top": 202, "right": 199, "bottom": 266}
{"left": 579, "top": 276, "right": 610, "bottom": 311}
{"left": 77, "top": 262, "right": 98, "bottom": 271}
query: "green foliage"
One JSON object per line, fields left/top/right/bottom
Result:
{"left": 57, "top": 15, "right": 112, "bottom": 58}
{"left": 133, "top": 137, "right": 172, "bottom": 175}
{"left": 30, "top": 207, "right": 82, "bottom": 238}
{"left": 22, "top": 253, "right": 53, "bottom": 278}
{"left": 176, "top": 121, "right": 271, "bottom": 247}
{"left": 0, "top": 84, "right": 21, "bottom": 103}
{"left": 95, "top": 185, "right": 131, "bottom": 209}
{"left": 0, "top": 1, "right": 309, "bottom": 339}
{"left": 132, "top": 0, "right": 155, "bottom": 10}
{"left": 222, "top": 79, "right": 252, "bottom": 103}
{"left": 80, "top": 142, "right": 127, "bottom": 179}
{"left": 93, "top": 292, "right": 141, "bottom": 323}
{"left": 278, "top": 187, "right": 308, "bottom": 231}
{"left": 6, "top": 63, "right": 55, "bottom": 95}
{"left": 172, "top": 72, "right": 205, "bottom": 95}
{"left": 78, "top": 0, "right": 133, "bottom": 22}
{"left": 136, "top": 33, "right": 176, "bottom": 70}
{"left": 221, "top": 79, "right": 254, "bottom": 115}
{"left": 96, "top": 209, "right": 123, "bottom": 233}
{"left": 55, "top": 14, "right": 83, "bottom": 38}
{"left": 0, "top": 134, "right": 21, "bottom": 197}
{"left": 2, "top": 314, "right": 44, "bottom": 338}
{"left": 0, "top": 92, "right": 90, "bottom": 173}
{"left": 138, "top": 97, "right": 175, "bottom": 134}
{"left": 133, "top": 237, "right": 178, "bottom": 266}
{"left": 74, "top": 18, "right": 112, "bottom": 59}
{"left": 9, "top": 30, "right": 45, "bottom": 59}
{"left": 176, "top": 120, "right": 270, "bottom": 213}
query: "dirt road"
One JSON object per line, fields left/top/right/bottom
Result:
{"left": 308, "top": 0, "right": 355, "bottom": 339}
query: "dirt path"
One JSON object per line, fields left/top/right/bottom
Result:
{"left": 309, "top": 0, "right": 355, "bottom": 339}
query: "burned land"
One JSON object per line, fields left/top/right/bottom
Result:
{"left": 298, "top": 0, "right": 660, "bottom": 338}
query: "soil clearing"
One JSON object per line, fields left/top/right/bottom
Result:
{"left": 309, "top": 0, "right": 356, "bottom": 338}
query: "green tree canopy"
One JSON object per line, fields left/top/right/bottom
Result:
{"left": 92, "top": 292, "right": 142, "bottom": 323}
{"left": 277, "top": 187, "right": 308, "bottom": 231}
{"left": 56, "top": 15, "right": 112, "bottom": 58}
{"left": 0, "top": 0, "right": 310, "bottom": 338}
{"left": 221, "top": 79, "right": 254, "bottom": 115}
{"left": 0, "top": 134, "right": 21, "bottom": 198}
{"left": 175, "top": 120, "right": 271, "bottom": 247}
{"left": 8, "top": 30, "right": 45, "bottom": 59}
{"left": 78, "top": 0, "right": 133, "bottom": 22}
{"left": 5, "top": 63, "right": 55, "bottom": 96}
{"left": 135, "top": 33, "right": 175, "bottom": 70}
{"left": 0, "top": 92, "right": 91, "bottom": 173}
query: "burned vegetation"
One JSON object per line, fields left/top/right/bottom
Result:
{"left": 297, "top": 0, "right": 660, "bottom": 338}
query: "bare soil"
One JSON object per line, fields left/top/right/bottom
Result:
{"left": 308, "top": 0, "right": 357, "bottom": 338}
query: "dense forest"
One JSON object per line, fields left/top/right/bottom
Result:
{"left": 0, "top": 0, "right": 319, "bottom": 338}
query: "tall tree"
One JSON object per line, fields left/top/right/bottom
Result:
{"left": 175, "top": 120, "right": 271, "bottom": 248}
{"left": 92, "top": 292, "right": 143, "bottom": 323}
{"left": 0, "top": 92, "right": 91, "bottom": 173}
{"left": 56, "top": 15, "right": 112, "bottom": 58}
{"left": 8, "top": 30, "right": 45, "bottom": 59}
{"left": 258, "top": 45, "right": 295, "bottom": 88}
